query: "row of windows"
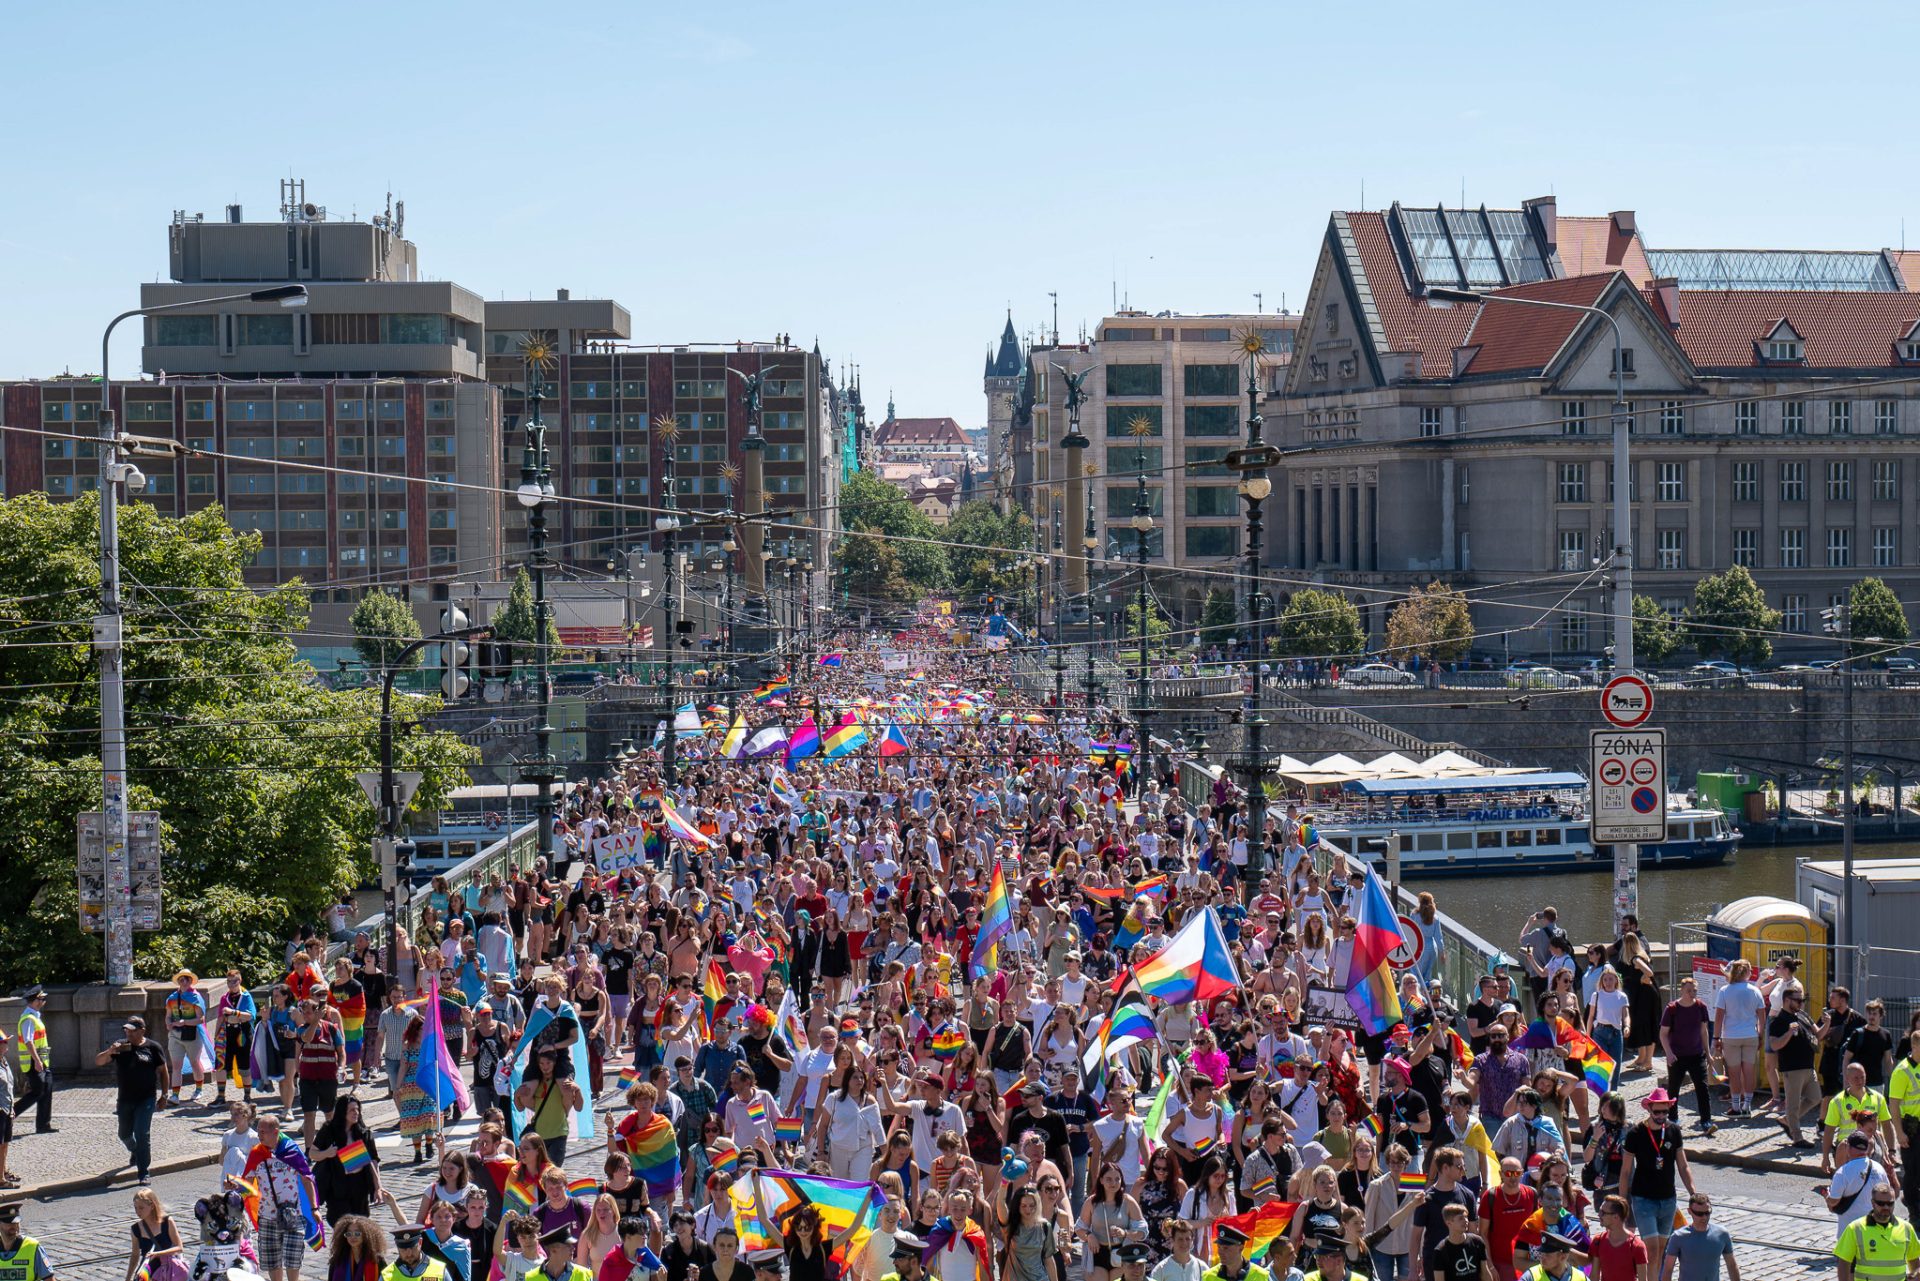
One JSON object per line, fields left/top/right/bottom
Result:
{"left": 1559, "top": 523, "right": 1904, "bottom": 572}
{"left": 1558, "top": 398, "right": 1902, "bottom": 436}
{"left": 1107, "top": 363, "right": 1247, "bottom": 398}
{"left": 1095, "top": 485, "right": 1244, "bottom": 519}
{"left": 1554, "top": 459, "right": 1904, "bottom": 504}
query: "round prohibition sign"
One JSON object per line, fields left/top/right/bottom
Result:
{"left": 1630, "top": 786, "right": 1661, "bottom": 814}
{"left": 1598, "top": 759, "right": 1627, "bottom": 787}
{"left": 1629, "top": 757, "right": 1658, "bottom": 786}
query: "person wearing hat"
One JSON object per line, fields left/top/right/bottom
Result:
{"left": 879, "top": 1230, "right": 928, "bottom": 1281}
{"left": 14, "top": 985, "right": 51, "bottom": 1136}
{"left": 1203, "top": 1223, "right": 1271, "bottom": 1281}
{"left": 0, "top": 1203, "right": 52, "bottom": 1280}
{"left": 1114, "top": 1242, "right": 1154, "bottom": 1281}
{"left": 536, "top": 1224, "right": 591, "bottom": 1281}
{"left": 1521, "top": 1232, "right": 1586, "bottom": 1281}
{"left": 908, "top": 1071, "right": 968, "bottom": 1178}
{"left": 385, "top": 1225, "right": 448, "bottom": 1281}
{"left": 1823, "top": 1130, "right": 1896, "bottom": 1237}
{"left": 1616, "top": 1089, "right": 1694, "bottom": 1267}
{"left": 92, "top": 1014, "right": 169, "bottom": 1186}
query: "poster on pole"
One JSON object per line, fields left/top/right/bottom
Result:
{"left": 77, "top": 810, "right": 163, "bottom": 933}
{"left": 1691, "top": 956, "right": 1729, "bottom": 1012}
{"left": 1303, "top": 983, "right": 1361, "bottom": 1033}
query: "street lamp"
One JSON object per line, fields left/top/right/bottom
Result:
{"left": 721, "top": 529, "right": 739, "bottom": 681}
{"left": 1130, "top": 475, "right": 1156, "bottom": 797}
{"left": 1429, "top": 283, "right": 1637, "bottom": 929}
{"left": 654, "top": 416, "right": 683, "bottom": 786}
{"left": 515, "top": 340, "right": 559, "bottom": 867}
{"left": 92, "top": 284, "right": 307, "bottom": 984}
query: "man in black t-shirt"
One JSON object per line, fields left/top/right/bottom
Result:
{"left": 1013, "top": 1083, "right": 1070, "bottom": 1181}
{"left": 1427, "top": 1203, "right": 1488, "bottom": 1281}
{"left": 1411, "top": 1148, "right": 1480, "bottom": 1277}
{"left": 1464, "top": 977, "right": 1505, "bottom": 1056}
{"left": 1844, "top": 1000, "right": 1897, "bottom": 1090}
{"left": 93, "top": 1016, "right": 168, "bottom": 1184}
{"left": 1769, "top": 986, "right": 1821, "bottom": 1145}
{"left": 1381, "top": 1059, "right": 1432, "bottom": 1160}
{"left": 471, "top": 1005, "right": 512, "bottom": 1118}
{"left": 983, "top": 1001, "right": 1031, "bottom": 1094}
{"left": 1047, "top": 1065, "right": 1097, "bottom": 1212}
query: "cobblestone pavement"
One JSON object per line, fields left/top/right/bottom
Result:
{"left": 1613, "top": 1062, "right": 1828, "bottom": 1174}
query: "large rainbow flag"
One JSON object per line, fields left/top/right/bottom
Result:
{"left": 1133, "top": 907, "right": 1240, "bottom": 1005}
{"left": 1343, "top": 866, "right": 1405, "bottom": 1035}
{"left": 754, "top": 678, "right": 790, "bottom": 704}
{"left": 1208, "top": 1200, "right": 1299, "bottom": 1263}
{"left": 969, "top": 861, "right": 1012, "bottom": 979}
{"left": 753, "top": 1171, "right": 886, "bottom": 1274}
{"left": 659, "top": 796, "right": 714, "bottom": 851}
{"left": 619, "top": 1109, "right": 681, "bottom": 1204}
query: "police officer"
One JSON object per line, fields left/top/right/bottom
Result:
{"left": 0, "top": 1205, "right": 53, "bottom": 1281}
{"left": 1835, "top": 1187, "right": 1920, "bottom": 1281}
{"left": 881, "top": 1232, "right": 928, "bottom": 1281}
{"left": 1887, "top": 1031, "right": 1920, "bottom": 1220}
{"left": 1115, "top": 1241, "right": 1154, "bottom": 1281}
{"left": 536, "top": 1227, "right": 593, "bottom": 1281}
{"left": 1202, "top": 1224, "right": 1271, "bottom": 1281}
{"left": 384, "top": 1227, "right": 447, "bottom": 1281}
{"left": 1300, "top": 1236, "right": 1351, "bottom": 1281}
{"left": 1522, "top": 1233, "right": 1588, "bottom": 1281}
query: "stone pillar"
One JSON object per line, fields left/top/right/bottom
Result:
{"left": 1358, "top": 480, "right": 1376, "bottom": 572}
{"left": 1441, "top": 459, "right": 1457, "bottom": 571}
{"left": 1330, "top": 483, "right": 1346, "bottom": 568}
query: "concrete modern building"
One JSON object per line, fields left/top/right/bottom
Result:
{"left": 1009, "top": 312, "right": 1298, "bottom": 623}
{"left": 1273, "top": 198, "right": 1920, "bottom": 655}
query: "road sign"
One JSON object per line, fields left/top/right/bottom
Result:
{"left": 1600, "top": 675, "right": 1654, "bottom": 729}
{"left": 1388, "top": 913, "right": 1425, "bottom": 970}
{"left": 1590, "top": 728, "right": 1668, "bottom": 844}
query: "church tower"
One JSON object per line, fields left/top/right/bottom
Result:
{"left": 983, "top": 311, "right": 1022, "bottom": 512}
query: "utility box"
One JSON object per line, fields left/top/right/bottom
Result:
{"left": 1796, "top": 859, "right": 1920, "bottom": 1007}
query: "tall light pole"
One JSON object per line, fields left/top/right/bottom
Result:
{"left": 1823, "top": 599, "right": 1861, "bottom": 986}
{"left": 1127, "top": 416, "right": 1157, "bottom": 797}
{"left": 515, "top": 341, "right": 559, "bottom": 866}
{"left": 94, "top": 284, "right": 306, "bottom": 984}
{"left": 655, "top": 415, "right": 683, "bottom": 787}
{"left": 1084, "top": 489, "right": 1101, "bottom": 713}
{"left": 720, "top": 525, "right": 739, "bottom": 686}
{"left": 1228, "top": 331, "right": 1277, "bottom": 882}
{"left": 1429, "top": 284, "right": 1635, "bottom": 930}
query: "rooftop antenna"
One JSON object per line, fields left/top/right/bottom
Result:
{"left": 1460, "top": 177, "right": 1466, "bottom": 210}
{"left": 1360, "top": 179, "right": 1365, "bottom": 211}
{"left": 1254, "top": 292, "right": 1263, "bottom": 313}
{"left": 1048, "top": 291, "right": 1058, "bottom": 344}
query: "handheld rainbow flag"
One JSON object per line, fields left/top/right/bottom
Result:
{"left": 1582, "top": 1048, "right": 1617, "bottom": 1095}
{"left": 617, "top": 1065, "right": 645, "bottom": 1091}
{"left": 710, "top": 1144, "right": 740, "bottom": 1176}
{"left": 1208, "top": 1200, "right": 1299, "bottom": 1263}
{"left": 1447, "top": 1027, "right": 1476, "bottom": 1071}
{"left": 567, "top": 1176, "right": 601, "bottom": 1200}
{"left": 1397, "top": 1170, "right": 1428, "bottom": 1192}
{"left": 1343, "top": 866, "right": 1405, "bottom": 1035}
{"left": 1133, "top": 907, "right": 1241, "bottom": 1005}
{"left": 1131, "top": 874, "right": 1171, "bottom": 900}
{"left": 1244, "top": 1171, "right": 1275, "bottom": 1199}
{"left": 775, "top": 1115, "right": 805, "bottom": 1143}
{"left": 746, "top": 1097, "right": 769, "bottom": 1125}
{"left": 730, "top": 1176, "right": 781, "bottom": 1254}
{"left": 1079, "top": 883, "right": 1128, "bottom": 904}
{"left": 704, "top": 960, "right": 731, "bottom": 1023}
{"left": 659, "top": 796, "right": 715, "bottom": 850}
{"left": 931, "top": 1029, "right": 967, "bottom": 1062}
{"left": 754, "top": 678, "right": 791, "bottom": 704}
{"left": 1360, "top": 1111, "right": 1386, "bottom": 1143}
{"left": 337, "top": 1139, "right": 371, "bottom": 1175}
{"left": 504, "top": 1171, "right": 538, "bottom": 1214}
{"left": 754, "top": 1171, "right": 886, "bottom": 1273}
{"left": 785, "top": 716, "right": 822, "bottom": 766}
{"left": 969, "top": 860, "right": 1013, "bottom": 979}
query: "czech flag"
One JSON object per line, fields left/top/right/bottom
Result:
{"left": 879, "top": 722, "right": 911, "bottom": 757}
{"left": 785, "top": 716, "right": 821, "bottom": 766}
{"left": 1343, "top": 866, "right": 1405, "bottom": 1035}
{"left": 970, "top": 860, "right": 1013, "bottom": 980}
{"left": 1133, "top": 907, "right": 1241, "bottom": 1005}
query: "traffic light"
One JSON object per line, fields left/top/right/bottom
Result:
{"left": 441, "top": 606, "right": 472, "bottom": 698}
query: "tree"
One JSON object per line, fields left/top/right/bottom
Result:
{"left": 1846, "top": 576, "right": 1910, "bottom": 656}
{"left": 944, "top": 501, "right": 1034, "bottom": 599}
{"left": 0, "top": 493, "right": 475, "bottom": 988}
{"left": 836, "top": 532, "right": 912, "bottom": 604}
{"left": 1383, "top": 581, "right": 1474, "bottom": 663}
{"left": 492, "top": 567, "right": 560, "bottom": 660}
{"left": 839, "top": 471, "right": 951, "bottom": 594}
{"left": 1689, "top": 565, "right": 1780, "bottom": 667}
{"left": 1276, "top": 588, "right": 1366, "bottom": 661}
{"left": 1122, "top": 596, "right": 1172, "bottom": 657}
{"left": 349, "top": 588, "right": 422, "bottom": 670}
{"left": 1632, "top": 594, "right": 1683, "bottom": 664}
{"left": 1199, "top": 588, "right": 1240, "bottom": 647}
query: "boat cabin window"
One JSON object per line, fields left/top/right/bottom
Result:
{"left": 1446, "top": 832, "right": 1474, "bottom": 851}
{"left": 1414, "top": 833, "right": 1444, "bottom": 852}
{"left": 1506, "top": 829, "right": 1532, "bottom": 847}
{"left": 1477, "top": 829, "right": 1503, "bottom": 849}
{"left": 1535, "top": 829, "right": 1562, "bottom": 846}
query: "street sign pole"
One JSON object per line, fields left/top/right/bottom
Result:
{"left": 1599, "top": 675, "right": 1656, "bottom": 932}
{"left": 1591, "top": 728, "right": 1667, "bottom": 932}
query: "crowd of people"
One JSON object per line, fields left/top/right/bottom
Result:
{"left": 6, "top": 603, "right": 1920, "bottom": 1281}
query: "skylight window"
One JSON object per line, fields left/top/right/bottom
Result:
{"left": 1391, "top": 204, "right": 1551, "bottom": 291}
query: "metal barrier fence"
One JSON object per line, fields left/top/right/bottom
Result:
{"left": 1662, "top": 919, "right": 1920, "bottom": 1029}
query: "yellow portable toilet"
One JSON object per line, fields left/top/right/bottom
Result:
{"left": 1706, "top": 896, "right": 1829, "bottom": 997}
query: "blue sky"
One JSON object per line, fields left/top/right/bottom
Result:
{"left": 3, "top": 3, "right": 1914, "bottom": 422}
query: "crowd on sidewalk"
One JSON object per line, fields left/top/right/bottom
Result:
{"left": 4, "top": 602, "right": 1920, "bottom": 1281}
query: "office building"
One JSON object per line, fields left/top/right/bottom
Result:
{"left": 1273, "top": 197, "right": 1920, "bottom": 653}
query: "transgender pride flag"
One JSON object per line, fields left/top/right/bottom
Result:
{"left": 413, "top": 976, "right": 472, "bottom": 1113}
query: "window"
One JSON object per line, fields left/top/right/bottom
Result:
{"left": 1875, "top": 527, "right": 1898, "bottom": 567}
{"left": 1560, "top": 401, "right": 1586, "bottom": 436}
{"left": 1830, "top": 400, "right": 1853, "bottom": 434}
{"left": 379, "top": 510, "right": 407, "bottom": 530}
{"left": 427, "top": 435, "right": 454, "bottom": 456}
{"left": 1186, "top": 527, "right": 1238, "bottom": 557}
{"left": 1828, "top": 528, "right": 1854, "bottom": 567}
{"left": 1558, "top": 529, "right": 1586, "bottom": 571}
{"left": 1560, "top": 609, "right": 1589, "bottom": 651}
{"left": 278, "top": 399, "right": 321, "bottom": 421}
{"left": 276, "top": 435, "right": 322, "bottom": 458}
{"left": 43, "top": 475, "right": 73, "bottom": 497}
{"left": 1185, "top": 486, "right": 1239, "bottom": 517}
{"left": 1105, "top": 406, "right": 1163, "bottom": 437}
{"left": 1419, "top": 406, "right": 1442, "bottom": 438}
{"left": 1828, "top": 461, "right": 1854, "bottom": 502}
{"left": 1783, "top": 400, "right": 1805, "bottom": 434}
{"left": 1875, "top": 460, "right": 1899, "bottom": 501}
{"left": 229, "top": 399, "right": 271, "bottom": 421}
{"left": 1732, "top": 462, "right": 1759, "bottom": 502}
{"left": 1606, "top": 464, "right": 1639, "bottom": 503}
{"left": 1183, "top": 446, "right": 1233, "bottom": 477}
{"left": 426, "top": 399, "right": 453, "bottom": 419}
{"left": 1659, "top": 401, "right": 1685, "bottom": 435}
{"left": 1735, "top": 401, "right": 1758, "bottom": 434}
{"left": 1657, "top": 462, "right": 1686, "bottom": 502}
{"left": 1732, "top": 529, "right": 1758, "bottom": 567}
{"left": 241, "top": 315, "right": 292, "bottom": 346}
{"left": 1183, "top": 405, "right": 1238, "bottom": 436}
{"left": 1877, "top": 400, "right": 1899, "bottom": 434}
{"left": 1557, "top": 463, "right": 1586, "bottom": 503}
{"left": 336, "top": 398, "right": 365, "bottom": 418}
{"left": 1105, "top": 487, "right": 1163, "bottom": 518}
{"left": 1459, "top": 464, "right": 1470, "bottom": 503}
{"left": 278, "top": 474, "right": 324, "bottom": 494}
{"left": 183, "top": 400, "right": 213, "bottom": 422}
{"left": 1657, "top": 528, "right": 1685, "bottom": 569}
{"left": 1105, "top": 364, "right": 1162, "bottom": 397}
{"left": 1111, "top": 447, "right": 1163, "bottom": 474}
{"left": 1660, "top": 596, "right": 1687, "bottom": 618}
{"left": 186, "top": 475, "right": 213, "bottom": 495}
{"left": 385, "top": 314, "right": 448, "bottom": 344}
{"left": 377, "top": 398, "right": 404, "bottom": 421}
{"left": 1613, "top": 348, "right": 1635, "bottom": 374}
{"left": 152, "top": 315, "right": 216, "bottom": 345}
{"left": 1780, "top": 461, "right": 1806, "bottom": 502}
{"left": 428, "top": 510, "right": 457, "bottom": 530}
{"left": 1766, "top": 338, "right": 1801, "bottom": 361}
{"left": 376, "top": 435, "right": 405, "bottom": 457}
{"left": 1179, "top": 327, "right": 1232, "bottom": 342}
{"left": 1782, "top": 594, "right": 1807, "bottom": 633}
{"left": 1183, "top": 364, "right": 1238, "bottom": 396}
{"left": 1780, "top": 528, "right": 1806, "bottom": 568}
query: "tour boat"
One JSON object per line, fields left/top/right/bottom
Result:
{"left": 1309, "top": 771, "right": 1740, "bottom": 878}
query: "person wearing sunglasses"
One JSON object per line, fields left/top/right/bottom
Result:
{"left": 1616, "top": 1089, "right": 1693, "bottom": 1266}
{"left": 1833, "top": 1185, "right": 1920, "bottom": 1281}
{"left": 1657, "top": 1195, "right": 1738, "bottom": 1281}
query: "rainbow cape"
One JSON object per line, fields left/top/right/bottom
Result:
{"left": 165, "top": 990, "right": 216, "bottom": 1076}
{"left": 242, "top": 1138, "right": 324, "bottom": 1248}
{"left": 620, "top": 1110, "right": 681, "bottom": 1204}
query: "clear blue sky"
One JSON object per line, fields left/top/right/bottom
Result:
{"left": 4, "top": 3, "right": 1914, "bottom": 422}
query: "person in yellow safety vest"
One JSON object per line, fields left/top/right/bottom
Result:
{"left": 533, "top": 1227, "right": 593, "bottom": 1281}
{"left": 1522, "top": 1233, "right": 1589, "bottom": 1281}
{"left": 15, "top": 987, "right": 52, "bottom": 1136}
{"left": 1886, "top": 1032, "right": 1920, "bottom": 1220}
{"left": 0, "top": 1205, "right": 55, "bottom": 1281}
{"left": 1201, "top": 1223, "right": 1271, "bottom": 1281}
{"left": 1834, "top": 1189, "right": 1920, "bottom": 1281}
{"left": 383, "top": 1228, "right": 447, "bottom": 1281}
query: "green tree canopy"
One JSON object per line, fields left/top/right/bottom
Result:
{"left": 1122, "top": 596, "right": 1173, "bottom": 656}
{"left": 835, "top": 531, "right": 912, "bottom": 604}
{"left": 1383, "top": 581, "right": 1475, "bottom": 662}
{"left": 1276, "top": 588, "right": 1366, "bottom": 661}
{"left": 1847, "top": 576, "right": 1911, "bottom": 656}
{"left": 1632, "top": 594, "right": 1683, "bottom": 664}
{"left": 0, "top": 493, "right": 475, "bottom": 988}
{"left": 943, "top": 501, "right": 1034, "bottom": 600}
{"left": 839, "top": 471, "right": 952, "bottom": 593}
{"left": 349, "top": 588, "right": 423, "bottom": 669}
{"left": 1689, "top": 565, "right": 1779, "bottom": 667}
{"left": 492, "top": 567, "right": 561, "bottom": 659}
{"left": 1199, "top": 588, "right": 1240, "bottom": 647}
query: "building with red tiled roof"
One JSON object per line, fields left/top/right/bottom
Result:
{"left": 1273, "top": 198, "right": 1920, "bottom": 657}
{"left": 872, "top": 415, "right": 969, "bottom": 451}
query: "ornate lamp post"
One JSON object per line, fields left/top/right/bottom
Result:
{"left": 1128, "top": 414, "right": 1157, "bottom": 797}
{"left": 654, "top": 414, "right": 683, "bottom": 786}
{"left": 1232, "top": 329, "right": 1277, "bottom": 876}
{"left": 516, "top": 338, "right": 560, "bottom": 864}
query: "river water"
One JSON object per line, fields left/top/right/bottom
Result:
{"left": 1424, "top": 840, "right": 1920, "bottom": 952}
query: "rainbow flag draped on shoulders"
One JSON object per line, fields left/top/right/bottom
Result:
{"left": 969, "top": 861, "right": 1013, "bottom": 979}
{"left": 330, "top": 985, "right": 366, "bottom": 1060}
{"left": 1343, "top": 866, "right": 1405, "bottom": 1035}
{"left": 1132, "top": 907, "right": 1241, "bottom": 1005}
{"left": 241, "top": 1137, "right": 325, "bottom": 1248}
{"left": 619, "top": 1110, "right": 681, "bottom": 1204}
{"left": 165, "top": 990, "right": 216, "bottom": 1076}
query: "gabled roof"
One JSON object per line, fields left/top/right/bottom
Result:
{"left": 1655, "top": 290, "right": 1920, "bottom": 369}
{"left": 873, "top": 416, "right": 969, "bottom": 448}
{"left": 1345, "top": 211, "right": 1477, "bottom": 376}
{"left": 1455, "top": 274, "right": 1620, "bottom": 377}
{"left": 1554, "top": 215, "right": 1654, "bottom": 286}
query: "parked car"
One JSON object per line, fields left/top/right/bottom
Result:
{"left": 1885, "top": 657, "right": 1918, "bottom": 672}
{"left": 1568, "top": 657, "right": 1614, "bottom": 686}
{"left": 1523, "top": 665, "right": 1581, "bottom": 689}
{"left": 1343, "top": 661, "right": 1417, "bottom": 686}
{"left": 1688, "top": 660, "right": 1746, "bottom": 686}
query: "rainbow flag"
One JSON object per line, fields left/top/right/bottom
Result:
{"left": 1131, "top": 874, "right": 1170, "bottom": 900}
{"left": 567, "top": 1176, "right": 602, "bottom": 1200}
{"left": 623, "top": 1111, "right": 682, "bottom": 1204}
{"left": 746, "top": 1097, "right": 768, "bottom": 1125}
{"left": 504, "top": 1170, "right": 538, "bottom": 1215}
{"left": 1209, "top": 1200, "right": 1299, "bottom": 1263}
{"left": 1447, "top": 1028, "right": 1476, "bottom": 1072}
{"left": 755, "top": 1171, "right": 886, "bottom": 1273}
{"left": 1343, "top": 867, "right": 1405, "bottom": 1035}
{"left": 1360, "top": 1111, "right": 1386, "bottom": 1143}
{"left": 617, "top": 1064, "right": 645, "bottom": 1092}
{"left": 1080, "top": 883, "right": 1128, "bottom": 904}
{"left": 332, "top": 988, "right": 366, "bottom": 1060}
{"left": 229, "top": 1176, "right": 261, "bottom": 1230}
{"left": 755, "top": 678, "right": 790, "bottom": 704}
{"left": 1397, "top": 1170, "right": 1428, "bottom": 1192}
{"left": 775, "top": 1115, "right": 805, "bottom": 1143}
{"left": 242, "top": 1138, "right": 324, "bottom": 1248}
{"left": 1083, "top": 982, "right": 1157, "bottom": 1076}
{"left": 1245, "top": 1171, "right": 1275, "bottom": 1199}
{"left": 785, "top": 715, "right": 822, "bottom": 766}
{"left": 930, "top": 1028, "right": 967, "bottom": 1062}
{"left": 1133, "top": 907, "right": 1241, "bottom": 1005}
{"left": 337, "top": 1139, "right": 371, "bottom": 1175}
{"left": 1515, "top": 1017, "right": 1567, "bottom": 1050}
{"left": 1113, "top": 899, "right": 1152, "bottom": 954}
{"left": 659, "top": 796, "right": 714, "bottom": 850}
{"left": 730, "top": 1177, "right": 780, "bottom": 1253}
{"left": 1583, "top": 1048, "right": 1617, "bottom": 1095}
{"left": 711, "top": 1145, "right": 740, "bottom": 1177}
{"left": 823, "top": 712, "right": 868, "bottom": 759}
{"left": 704, "top": 960, "right": 730, "bottom": 1022}
{"left": 970, "top": 860, "right": 1013, "bottom": 979}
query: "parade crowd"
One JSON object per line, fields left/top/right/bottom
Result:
{"left": 5, "top": 602, "right": 1920, "bottom": 1281}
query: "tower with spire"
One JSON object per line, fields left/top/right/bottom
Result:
{"left": 983, "top": 309, "right": 1022, "bottom": 513}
